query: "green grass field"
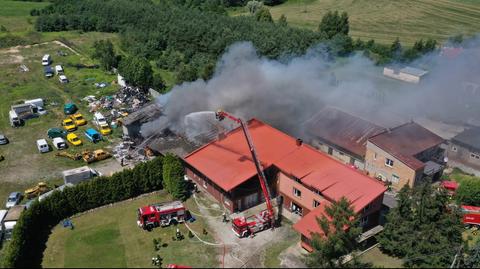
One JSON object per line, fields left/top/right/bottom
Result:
{"left": 231, "top": 0, "right": 480, "bottom": 45}
{"left": 358, "top": 245, "right": 404, "bottom": 268}
{"left": 0, "top": 0, "right": 48, "bottom": 34}
{"left": 42, "top": 192, "right": 219, "bottom": 268}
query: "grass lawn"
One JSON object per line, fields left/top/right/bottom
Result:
{"left": 42, "top": 192, "right": 219, "bottom": 268}
{"left": 231, "top": 0, "right": 480, "bottom": 45}
{"left": 0, "top": 0, "right": 49, "bottom": 34}
{"left": 262, "top": 219, "right": 299, "bottom": 268}
{"left": 358, "top": 245, "right": 404, "bottom": 268}
{"left": 443, "top": 167, "right": 480, "bottom": 184}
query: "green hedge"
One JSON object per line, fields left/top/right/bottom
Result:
{"left": 1, "top": 157, "right": 164, "bottom": 268}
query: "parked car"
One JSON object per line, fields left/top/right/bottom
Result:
{"left": 36, "top": 139, "right": 50, "bottom": 153}
{"left": 62, "top": 118, "right": 77, "bottom": 132}
{"left": 93, "top": 112, "right": 107, "bottom": 126}
{"left": 58, "top": 75, "right": 69, "bottom": 84}
{"left": 84, "top": 128, "right": 102, "bottom": 143}
{"left": 66, "top": 133, "right": 82, "bottom": 146}
{"left": 70, "top": 113, "right": 86, "bottom": 126}
{"left": 63, "top": 103, "right": 78, "bottom": 115}
{"left": 55, "top": 65, "right": 64, "bottom": 75}
{"left": 42, "top": 54, "right": 51, "bottom": 66}
{"left": 47, "top": 128, "right": 67, "bottom": 139}
{"left": 44, "top": 66, "right": 54, "bottom": 78}
{"left": 52, "top": 137, "right": 68, "bottom": 150}
{"left": 98, "top": 124, "right": 112, "bottom": 135}
{"left": 0, "top": 134, "right": 8, "bottom": 145}
{"left": 5, "top": 192, "right": 21, "bottom": 209}
{"left": 37, "top": 106, "right": 47, "bottom": 115}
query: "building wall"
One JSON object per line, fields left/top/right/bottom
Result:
{"left": 383, "top": 67, "right": 421, "bottom": 83}
{"left": 447, "top": 143, "right": 480, "bottom": 176}
{"left": 365, "top": 141, "right": 420, "bottom": 191}
{"left": 311, "top": 139, "right": 366, "bottom": 170}
{"left": 278, "top": 172, "right": 327, "bottom": 217}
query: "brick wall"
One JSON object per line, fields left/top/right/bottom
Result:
{"left": 365, "top": 141, "right": 420, "bottom": 191}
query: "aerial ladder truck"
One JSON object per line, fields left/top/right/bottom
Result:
{"left": 215, "top": 110, "right": 275, "bottom": 238}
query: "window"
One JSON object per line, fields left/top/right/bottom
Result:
{"left": 294, "top": 177, "right": 301, "bottom": 183}
{"left": 374, "top": 152, "right": 377, "bottom": 160}
{"left": 385, "top": 158, "right": 394, "bottom": 167}
{"left": 202, "top": 179, "right": 207, "bottom": 189}
{"left": 471, "top": 153, "right": 480, "bottom": 160}
{"left": 293, "top": 187, "right": 301, "bottom": 197}
{"left": 451, "top": 146, "right": 457, "bottom": 152}
{"left": 360, "top": 216, "right": 369, "bottom": 227}
{"left": 391, "top": 174, "right": 400, "bottom": 184}
{"left": 339, "top": 151, "right": 345, "bottom": 156}
{"left": 313, "top": 200, "right": 320, "bottom": 208}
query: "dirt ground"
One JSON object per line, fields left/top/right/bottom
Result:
{"left": 191, "top": 191, "right": 306, "bottom": 268}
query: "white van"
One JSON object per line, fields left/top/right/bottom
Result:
{"left": 58, "top": 75, "right": 68, "bottom": 84}
{"left": 55, "top": 65, "right": 64, "bottom": 75}
{"left": 42, "top": 54, "right": 51, "bottom": 66}
{"left": 93, "top": 112, "right": 107, "bottom": 126}
{"left": 24, "top": 98, "right": 44, "bottom": 108}
{"left": 36, "top": 139, "right": 50, "bottom": 153}
{"left": 52, "top": 137, "right": 67, "bottom": 150}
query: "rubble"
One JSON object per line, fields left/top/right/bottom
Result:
{"left": 82, "top": 86, "right": 150, "bottom": 113}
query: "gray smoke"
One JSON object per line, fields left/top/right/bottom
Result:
{"left": 141, "top": 38, "right": 480, "bottom": 142}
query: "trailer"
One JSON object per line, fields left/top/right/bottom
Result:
{"left": 461, "top": 205, "right": 480, "bottom": 227}
{"left": 3, "top": 205, "right": 25, "bottom": 240}
{"left": 137, "top": 201, "right": 186, "bottom": 230}
{"left": 62, "top": 166, "right": 101, "bottom": 185}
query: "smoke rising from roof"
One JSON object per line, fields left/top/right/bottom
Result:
{"left": 141, "top": 37, "right": 480, "bottom": 142}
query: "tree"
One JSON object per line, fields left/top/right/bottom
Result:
{"left": 255, "top": 7, "right": 273, "bottom": 23}
{"left": 176, "top": 63, "right": 198, "bottom": 84}
{"left": 307, "top": 197, "right": 361, "bottom": 268}
{"left": 390, "top": 37, "right": 402, "bottom": 59}
{"left": 162, "top": 153, "right": 188, "bottom": 201}
{"left": 246, "top": 0, "right": 263, "bottom": 14}
{"left": 329, "top": 33, "right": 353, "bottom": 57}
{"left": 118, "top": 56, "right": 154, "bottom": 89}
{"left": 319, "top": 11, "right": 349, "bottom": 39}
{"left": 278, "top": 14, "right": 287, "bottom": 27}
{"left": 92, "top": 40, "right": 119, "bottom": 71}
{"left": 456, "top": 179, "right": 480, "bottom": 206}
{"left": 424, "top": 38, "right": 437, "bottom": 53}
{"left": 462, "top": 240, "right": 480, "bottom": 268}
{"left": 377, "top": 182, "right": 463, "bottom": 267}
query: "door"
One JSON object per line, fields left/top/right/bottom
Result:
{"left": 243, "top": 192, "right": 259, "bottom": 210}
{"left": 328, "top": 147, "right": 333, "bottom": 155}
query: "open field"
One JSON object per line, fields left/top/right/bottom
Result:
{"left": 231, "top": 0, "right": 480, "bottom": 45}
{"left": 42, "top": 192, "right": 219, "bottom": 268}
{"left": 0, "top": 0, "right": 48, "bottom": 34}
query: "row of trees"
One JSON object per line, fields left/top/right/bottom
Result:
{"left": 1, "top": 155, "right": 187, "bottom": 267}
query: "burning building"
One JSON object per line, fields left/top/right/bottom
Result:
{"left": 183, "top": 118, "right": 386, "bottom": 251}
{"left": 365, "top": 122, "right": 446, "bottom": 191}
{"left": 447, "top": 127, "right": 480, "bottom": 176}
{"left": 121, "top": 102, "right": 162, "bottom": 140}
{"left": 304, "top": 106, "right": 385, "bottom": 170}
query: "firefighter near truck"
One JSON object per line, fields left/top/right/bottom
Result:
{"left": 137, "top": 201, "right": 186, "bottom": 231}
{"left": 215, "top": 110, "right": 276, "bottom": 238}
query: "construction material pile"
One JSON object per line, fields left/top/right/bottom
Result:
{"left": 112, "top": 139, "right": 151, "bottom": 166}
{"left": 82, "top": 86, "right": 149, "bottom": 113}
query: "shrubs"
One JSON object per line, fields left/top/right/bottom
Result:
{"left": 1, "top": 157, "right": 164, "bottom": 268}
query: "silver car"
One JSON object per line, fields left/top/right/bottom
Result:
{"left": 6, "top": 192, "right": 21, "bottom": 208}
{"left": 0, "top": 134, "right": 8, "bottom": 145}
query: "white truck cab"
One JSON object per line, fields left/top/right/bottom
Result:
{"left": 52, "top": 137, "right": 67, "bottom": 150}
{"left": 93, "top": 112, "right": 107, "bottom": 126}
{"left": 36, "top": 139, "right": 50, "bottom": 153}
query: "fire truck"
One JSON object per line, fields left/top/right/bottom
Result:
{"left": 215, "top": 110, "right": 275, "bottom": 238}
{"left": 461, "top": 205, "right": 480, "bottom": 227}
{"left": 137, "top": 201, "right": 186, "bottom": 230}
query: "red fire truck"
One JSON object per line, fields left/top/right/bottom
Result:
{"left": 137, "top": 201, "right": 186, "bottom": 230}
{"left": 215, "top": 110, "right": 275, "bottom": 238}
{"left": 461, "top": 205, "right": 480, "bottom": 227}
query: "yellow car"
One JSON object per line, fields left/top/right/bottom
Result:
{"left": 66, "top": 133, "right": 82, "bottom": 146}
{"left": 70, "top": 113, "right": 87, "bottom": 126}
{"left": 98, "top": 124, "right": 112, "bottom": 135}
{"left": 62, "top": 118, "right": 77, "bottom": 132}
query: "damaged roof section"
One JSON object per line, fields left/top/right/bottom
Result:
{"left": 121, "top": 102, "right": 162, "bottom": 126}
{"left": 368, "top": 122, "right": 445, "bottom": 170}
{"left": 304, "top": 106, "right": 385, "bottom": 158}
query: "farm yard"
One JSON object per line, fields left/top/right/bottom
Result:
{"left": 230, "top": 0, "right": 480, "bottom": 45}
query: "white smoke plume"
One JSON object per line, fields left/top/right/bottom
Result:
{"left": 141, "top": 38, "right": 480, "bottom": 142}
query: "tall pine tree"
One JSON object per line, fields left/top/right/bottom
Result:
{"left": 162, "top": 153, "right": 188, "bottom": 201}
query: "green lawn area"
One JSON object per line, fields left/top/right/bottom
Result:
{"left": 444, "top": 167, "right": 480, "bottom": 184}
{"left": 358, "top": 245, "right": 404, "bottom": 268}
{"left": 262, "top": 219, "right": 299, "bottom": 268}
{"left": 0, "top": 0, "right": 49, "bottom": 34}
{"left": 42, "top": 192, "right": 219, "bottom": 268}
{"left": 232, "top": 0, "right": 480, "bottom": 45}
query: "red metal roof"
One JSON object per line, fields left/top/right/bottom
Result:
{"left": 368, "top": 122, "right": 444, "bottom": 170}
{"left": 184, "top": 119, "right": 300, "bottom": 191}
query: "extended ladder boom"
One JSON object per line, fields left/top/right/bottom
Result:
{"left": 215, "top": 110, "right": 274, "bottom": 226}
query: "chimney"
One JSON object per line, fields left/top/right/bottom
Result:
{"left": 296, "top": 138, "right": 303, "bottom": 146}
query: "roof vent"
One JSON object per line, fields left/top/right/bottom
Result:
{"left": 296, "top": 138, "right": 303, "bottom": 146}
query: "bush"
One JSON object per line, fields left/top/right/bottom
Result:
{"left": 1, "top": 157, "right": 164, "bottom": 268}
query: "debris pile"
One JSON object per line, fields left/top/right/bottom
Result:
{"left": 112, "top": 138, "right": 151, "bottom": 166}
{"left": 82, "top": 86, "right": 150, "bottom": 113}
